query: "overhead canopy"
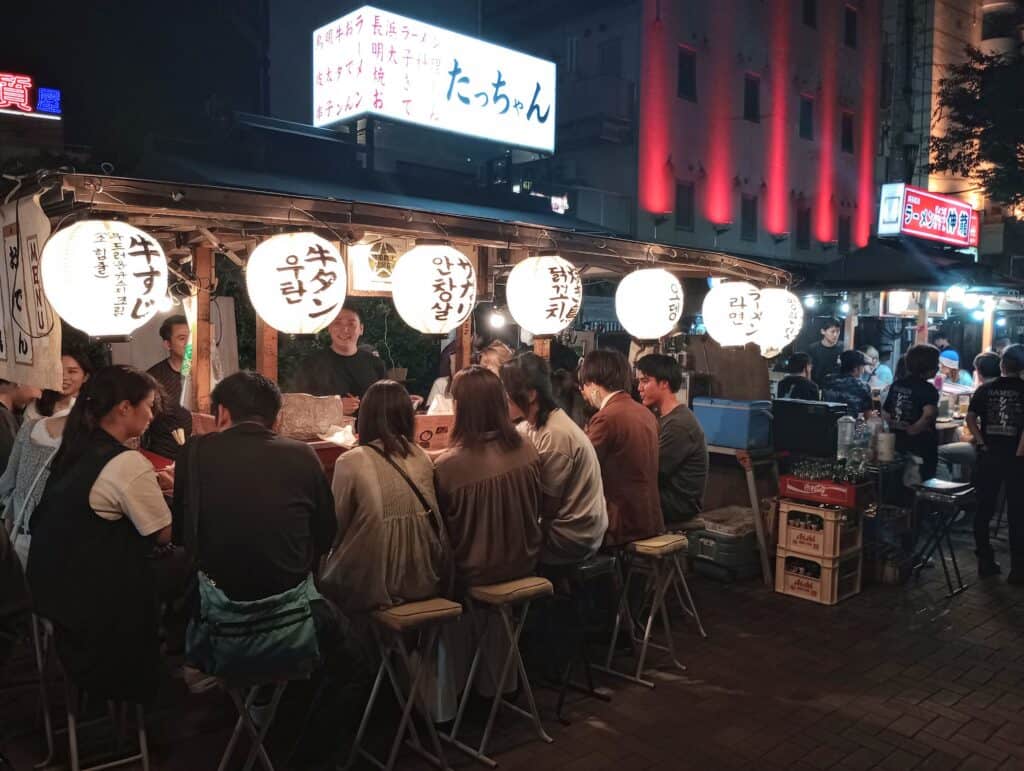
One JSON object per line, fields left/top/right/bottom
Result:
{"left": 814, "top": 237, "right": 1021, "bottom": 294}
{"left": 33, "top": 172, "right": 791, "bottom": 287}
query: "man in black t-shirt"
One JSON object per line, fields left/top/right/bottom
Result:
{"left": 967, "top": 344, "right": 1024, "bottom": 582}
{"left": 778, "top": 353, "right": 821, "bottom": 401}
{"left": 143, "top": 315, "right": 193, "bottom": 461}
{"left": 293, "top": 308, "right": 386, "bottom": 415}
{"left": 807, "top": 318, "right": 842, "bottom": 385}
{"left": 883, "top": 344, "right": 940, "bottom": 481}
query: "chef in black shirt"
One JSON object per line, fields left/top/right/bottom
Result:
{"left": 293, "top": 308, "right": 386, "bottom": 415}
{"left": 778, "top": 353, "right": 821, "bottom": 400}
{"left": 967, "top": 344, "right": 1024, "bottom": 583}
{"left": 808, "top": 318, "right": 842, "bottom": 385}
{"left": 883, "top": 344, "right": 940, "bottom": 481}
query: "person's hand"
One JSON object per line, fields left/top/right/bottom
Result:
{"left": 341, "top": 395, "right": 360, "bottom": 415}
{"left": 156, "top": 466, "right": 175, "bottom": 492}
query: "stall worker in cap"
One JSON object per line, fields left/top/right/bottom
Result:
{"left": 939, "top": 350, "right": 973, "bottom": 388}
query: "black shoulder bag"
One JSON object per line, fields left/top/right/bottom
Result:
{"left": 365, "top": 443, "right": 455, "bottom": 599}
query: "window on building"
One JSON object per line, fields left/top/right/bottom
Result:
{"left": 841, "top": 111, "right": 854, "bottom": 153}
{"left": 675, "top": 181, "right": 695, "bottom": 231}
{"left": 838, "top": 215, "right": 852, "bottom": 254}
{"left": 677, "top": 47, "right": 697, "bottom": 102}
{"left": 982, "top": 10, "right": 1017, "bottom": 40}
{"left": 744, "top": 74, "right": 761, "bottom": 123}
{"left": 566, "top": 36, "right": 579, "bottom": 75}
{"left": 799, "top": 95, "right": 814, "bottom": 140}
{"left": 598, "top": 37, "right": 623, "bottom": 77}
{"left": 741, "top": 195, "right": 758, "bottom": 241}
{"left": 802, "top": 0, "right": 817, "bottom": 28}
{"left": 796, "top": 207, "right": 812, "bottom": 249}
{"left": 844, "top": 5, "right": 858, "bottom": 48}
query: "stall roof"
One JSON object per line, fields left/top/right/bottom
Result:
{"left": 813, "top": 237, "right": 1022, "bottom": 294}
{"left": 32, "top": 172, "right": 791, "bottom": 286}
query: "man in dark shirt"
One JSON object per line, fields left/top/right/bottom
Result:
{"left": 636, "top": 354, "right": 708, "bottom": 526}
{"left": 293, "top": 308, "right": 386, "bottom": 414}
{"left": 808, "top": 318, "right": 842, "bottom": 385}
{"left": 883, "top": 344, "right": 940, "bottom": 480}
{"left": 143, "top": 315, "right": 192, "bottom": 460}
{"left": 778, "top": 353, "right": 821, "bottom": 401}
{"left": 822, "top": 350, "right": 873, "bottom": 417}
{"left": 967, "top": 344, "right": 1024, "bottom": 582}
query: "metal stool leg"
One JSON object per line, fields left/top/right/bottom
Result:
{"left": 392, "top": 630, "right": 449, "bottom": 770}
{"left": 345, "top": 651, "right": 389, "bottom": 771}
{"left": 31, "top": 616, "right": 55, "bottom": 769}
{"left": 66, "top": 683, "right": 80, "bottom": 771}
{"left": 499, "top": 604, "right": 552, "bottom": 747}
{"left": 671, "top": 556, "right": 708, "bottom": 639}
{"left": 240, "top": 683, "right": 286, "bottom": 771}
{"left": 136, "top": 704, "right": 150, "bottom": 771}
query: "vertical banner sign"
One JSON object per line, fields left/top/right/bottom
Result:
{"left": 0, "top": 196, "right": 61, "bottom": 390}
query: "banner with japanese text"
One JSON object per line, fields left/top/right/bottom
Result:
{"left": 0, "top": 196, "right": 62, "bottom": 390}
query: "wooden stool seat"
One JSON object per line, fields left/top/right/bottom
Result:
{"left": 628, "top": 534, "right": 688, "bottom": 557}
{"left": 372, "top": 598, "right": 463, "bottom": 633}
{"left": 468, "top": 576, "right": 554, "bottom": 606}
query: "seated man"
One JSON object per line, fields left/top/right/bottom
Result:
{"left": 778, "top": 353, "right": 821, "bottom": 401}
{"left": 822, "top": 350, "right": 873, "bottom": 417}
{"left": 636, "top": 354, "right": 708, "bottom": 527}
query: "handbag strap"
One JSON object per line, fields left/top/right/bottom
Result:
{"left": 365, "top": 443, "right": 436, "bottom": 518}
{"left": 185, "top": 434, "right": 204, "bottom": 567}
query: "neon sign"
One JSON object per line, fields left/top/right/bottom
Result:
{"left": 0, "top": 73, "right": 62, "bottom": 121}
{"left": 877, "top": 183, "right": 979, "bottom": 248}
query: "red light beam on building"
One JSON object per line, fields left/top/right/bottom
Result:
{"left": 766, "top": 0, "right": 790, "bottom": 236}
{"left": 815, "top": 0, "right": 838, "bottom": 244}
{"left": 638, "top": 1, "right": 673, "bottom": 214}
{"left": 705, "top": 0, "right": 735, "bottom": 225}
{"left": 856, "top": 0, "right": 880, "bottom": 247}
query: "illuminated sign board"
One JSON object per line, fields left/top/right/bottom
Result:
{"left": 312, "top": 5, "right": 556, "bottom": 153}
{"left": 0, "top": 72, "right": 61, "bottom": 121}
{"left": 877, "top": 183, "right": 979, "bottom": 248}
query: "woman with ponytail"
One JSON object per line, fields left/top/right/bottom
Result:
{"left": 26, "top": 365, "right": 171, "bottom": 703}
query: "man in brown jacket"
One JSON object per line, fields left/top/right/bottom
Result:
{"left": 579, "top": 350, "right": 665, "bottom": 545}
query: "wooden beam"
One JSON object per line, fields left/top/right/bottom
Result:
{"left": 255, "top": 315, "right": 279, "bottom": 383}
{"left": 843, "top": 311, "right": 857, "bottom": 351}
{"left": 915, "top": 294, "right": 929, "bottom": 345}
{"left": 982, "top": 305, "right": 995, "bottom": 353}
{"left": 193, "top": 245, "right": 214, "bottom": 413}
{"left": 457, "top": 318, "right": 473, "bottom": 371}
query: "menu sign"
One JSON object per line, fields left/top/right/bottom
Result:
{"left": 877, "top": 183, "right": 979, "bottom": 248}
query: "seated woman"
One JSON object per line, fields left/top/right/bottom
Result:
{"left": 579, "top": 350, "right": 665, "bottom": 546}
{"left": 26, "top": 365, "right": 170, "bottom": 704}
{"left": 434, "top": 365, "right": 542, "bottom": 588}
{"left": 322, "top": 380, "right": 448, "bottom": 614}
{"left": 501, "top": 354, "right": 607, "bottom": 569}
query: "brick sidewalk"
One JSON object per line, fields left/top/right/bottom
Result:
{"left": 3, "top": 532, "right": 1022, "bottom": 770}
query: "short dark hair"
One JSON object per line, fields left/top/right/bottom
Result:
{"left": 905, "top": 344, "right": 940, "bottom": 378}
{"left": 1001, "top": 344, "right": 1024, "bottom": 376}
{"left": 159, "top": 315, "right": 188, "bottom": 342}
{"left": 931, "top": 331, "right": 949, "bottom": 345}
{"left": 358, "top": 380, "right": 414, "bottom": 457}
{"left": 820, "top": 318, "right": 841, "bottom": 331}
{"left": 973, "top": 352, "right": 1001, "bottom": 381}
{"left": 501, "top": 353, "right": 560, "bottom": 429}
{"left": 839, "top": 350, "right": 867, "bottom": 375}
{"left": 787, "top": 352, "right": 811, "bottom": 375}
{"left": 210, "top": 371, "right": 282, "bottom": 428}
{"left": 451, "top": 365, "right": 522, "bottom": 451}
{"left": 331, "top": 307, "right": 362, "bottom": 325}
{"left": 635, "top": 354, "right": 683, "bottom": 392}
{"left": 579, "top": 349, "right": 632, "bottom": 393}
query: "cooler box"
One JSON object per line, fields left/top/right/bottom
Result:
{"left": 692, "top": 398, "right": 772, "bottom": 450}
{"left": 771, "top": 399, "right": 847, "bottom": 457}
{"left": 687, "top": 506, "right": 762, "bottom": 582}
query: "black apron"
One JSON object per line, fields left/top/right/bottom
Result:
{"left": 27, "top": 430, "right": 160, "bottom": 702}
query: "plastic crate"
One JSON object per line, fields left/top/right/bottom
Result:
{"left": 774, "top": 547, "right": 862, "bottom": 605}
{"left": 778, "top": 475, "right": 875, "bottom": 508}
{"left": 778, "top": 499, "right": 863, "bottom": 559}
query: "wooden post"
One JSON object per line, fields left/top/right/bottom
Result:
{"left": 843, "top": 310, "right": 857, "bottom": 351}
{"left": 456, "top": 318, "right": 473, "bottom": 371}
{"left": 255, "top": 315, "right": 279, "bottom": 383}
{"left": 533, "top": 337, "right": 551, "bottom": 360}
{"left": 194, "top": 245, "right": 214, "bottom": 413}
{"left": 915, "top": 293, "right": 929, "bottom": 345}
{"left": 982, "top": 304, "right": 995, "bottom": 353}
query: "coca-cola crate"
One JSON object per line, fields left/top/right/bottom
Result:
{"left": 778, "top": 499, "right": 863, "bottom": 559}
{"left": 778, "top": 475, "right": 874, "bottom": 508}
{"left": 775, "top": 547, "right": 862, "bottom": 605}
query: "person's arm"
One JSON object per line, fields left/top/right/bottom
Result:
{"left": 93, "top": 453, "right": 173, "bottom": 540}
{"left": 586, "top": 411, "right": 613, "bottom": 465}
{"left": 906, "top": 404, "right": 937, "bottom": 436}
{"left": 966, "top": 411, "right": 986, "bottom": 450}
{"left": 537, "top": 447, "right": 573, "bottom": 525}
{"left": 657, "top": 418, "right": 692, "bottom": 488}
{"left": 309, "top": 451, "right": 337, "bottom": 562}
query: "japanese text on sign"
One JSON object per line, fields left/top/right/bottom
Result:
{"left": 312, "top": 5, "right": 556, "bottom": 153}
{"left": 877, "top": 183, "right": 979, "bottom": 248}
{"left": 0, "top": 72, "right": 62, "bottom": 120}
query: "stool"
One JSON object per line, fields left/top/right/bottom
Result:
{"left": 554, "top": 555, "right": 616, "bottom": 722}
{"left": 64, "top": 682, "right": 150, "bottom": 771}
{"left": 444, "top": 577, "right": 554, "bottom": 767}
{"left": 913, "top": 478, "right": 974, "bottom": 597}
{"left": 216, "top": 680, "right": 288, "bottom": 771}
{"left": 31, "top": 614, "right": 57, "bottom": 768}
{"left": 596, "top": 534, "right": 706, "bottom": 689}
{"left": 346, "top": 598, "right": 463, "bottom": 771}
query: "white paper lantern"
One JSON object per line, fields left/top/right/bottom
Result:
{"left": 506, "top": 255, "right": 582, "bottom": 336}
{"left": 391, "top": 243, "right": 476, "bottom": 334}
{"left": 755, "top": 288, "right": 804, "bottom": 358}
{"left": 246, "top": 232, "right": 347, "bottom": 334}
{"left": 41, "top": 220, "right": 169, "bottom": 336}
{"left": 614, "top": 269, "right": 684, "bottom": 340}
{"left": 702, "top": 281, "right": 762, "bottom": 347}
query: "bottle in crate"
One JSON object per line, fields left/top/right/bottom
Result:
{"left": 778, "top": 499, "right": 863, "bottom": 559}
{"left": 775, "top": 546, "right": 862, "bottom": 605}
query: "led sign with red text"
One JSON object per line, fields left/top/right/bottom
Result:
{"left": 0, "top": 72, "right": 62, "bottom": 121}
{"left": 877, "top": 183, "right": 979, "bottom": 248}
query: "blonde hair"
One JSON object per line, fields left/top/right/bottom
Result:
{"left": 479, "top": 341, "right": 514, "bottom": 374}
